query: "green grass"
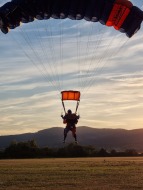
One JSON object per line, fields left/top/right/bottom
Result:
{"left": 0, "top": 157, "right": 143, "bottom": 190}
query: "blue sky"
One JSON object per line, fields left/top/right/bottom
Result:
{"left": 0, "top": 0, "right": 143, "bottom": 135}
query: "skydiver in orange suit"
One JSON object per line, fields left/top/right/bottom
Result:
{"left": 61, "top": 109, "right": 80, "bottom": 143}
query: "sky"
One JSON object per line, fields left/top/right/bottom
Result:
{"left": 0, "top": 0, "right": 143, "bottom": 135}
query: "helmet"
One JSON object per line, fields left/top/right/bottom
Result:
{"left": 67, "top": 109, "right": 72, "bottom": 114}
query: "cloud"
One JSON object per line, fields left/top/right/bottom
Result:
{"left": 0, "top": 1, "right": 143, "bottom": 135}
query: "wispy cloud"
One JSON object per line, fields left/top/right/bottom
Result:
{"left": 0, "top": 1, "right": 143, "bottom": 135}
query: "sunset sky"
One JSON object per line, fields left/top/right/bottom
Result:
{"left": 0, "top": 0, "right": 143, "bottom": 135}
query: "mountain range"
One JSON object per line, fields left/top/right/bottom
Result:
{"left": 0, "top": 127, "right": 143, "bottom": 151}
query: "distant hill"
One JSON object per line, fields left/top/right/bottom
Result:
{"left": 0, "top": 127, "right": 143, "bottom": 151}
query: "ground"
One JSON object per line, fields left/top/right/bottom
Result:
{"left": 0, "top": 157, "right": 143, "bottom": 190}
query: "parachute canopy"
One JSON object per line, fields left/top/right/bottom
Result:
{"left": 61, "top": 91, "right": 80, "bottom": 101}
{"left": 0, "top": 0, "right": 143, "bottom": 37}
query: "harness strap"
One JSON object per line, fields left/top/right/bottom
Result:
{"left": 75, "top": 101, "right": 80, "bottom": 114}
{"left": 62, "top": 101, "right": 66, "bottom": 114}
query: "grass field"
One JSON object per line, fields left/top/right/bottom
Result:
{"left": 0, "top": 157, "right": 143, "bottom": 190}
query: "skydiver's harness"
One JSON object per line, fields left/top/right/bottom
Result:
{"left": 62, "top": 100, "right": 80, "bottom": 115}
{"left": 63, "top": 114, "right": 78, "bottom": 129}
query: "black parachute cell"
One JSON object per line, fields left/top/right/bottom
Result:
{"left": 52, "top": 0, "right": 65, "bottom": 19}
{"left": 68, "top": 0, "right": 87, "bottom": 20}
{"left": 12, "top": 0, "right": 35, "bottom": 23}
{"left": 0, "top": 2, "right": 18, "bottom": 30}
{"left": 51, "top": 0, "right": 61, "bottom": 19}
{"left": 36, "top": 0, "right": 55, "bottom": 20}
{"left": 84, "top": 0, "right": 97, "bottom": 21}
{"left": 59, "top": 0, "right": 71, "bottom": 19}
{"left": 0, "top": 2, "right": 17, "bottom": 15}
{"left": 1, "top": 26, "right": 8, "bottom": 34}
{"left": 91, "top": 0, "right": 105, "bottom": 22}
{"left": 126, "top": 7, "right": 143, "bottom": 38}
{"left": 100, "top": 0, "right": 115, "bottom": 25}
{"left": 41, "top": 0, "right": 54, "bottom": 19}
{"left": 76, "top": 0, "right": 88, "bottom": 20}
{"left": 68, "top": 0, "right": 80, "bottom": 20}
{"left": 120, "top": 6, "right": 143, "bottom": 38}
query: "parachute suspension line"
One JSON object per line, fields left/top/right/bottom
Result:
{"left": 77, "top": 21, "right": 92, "bottom": 91}
{"left": 45, "top": 20, "right": 62, "bottom": 92}
{"left": 32, "top": 20, "right": 61, "bottom": 92}
{"left": 10, "top": 31, "right": 60, "bottom": 99}
{"left": 18, "top": 3, "right": 61, "bottom": 93}
{"left": 80, "top": 24, "right": 102, "bottom": 92}
{"left": 90, "top": 36, "right": 129, "bottom": 87}
{"left": 17, "top": 28, "right": 59, "bottom": 91}
{"left": 79, "top": 22, "right": 94, "bottom": 90}
{"left": 17, "top": 4, "right": 59, "bottom": 90}
{"left": 81, "top": 24, "right": 104, "bottom": 92}
{"left": 76, "top": 22, "right": 81, "bottom": 91}
{"left": 18, "top": 27, "right": 60, "bottom": 94}
{"left": 82, "top": 36, "right": 129, "bottom": 97}
{"left": 85, "top": 28, "right": 115, "bottom": 85}
{"left": 79, "top": 22, "right": 84, "bottom": 92}
{"left": 18, "top": 27, "right": 49, "bottom": 75}
{"left": 81, "top": 25, "right": 107, "bottom": 94}
{"left": 85, "top": 29, "right": 118, "bottom": 91}
{"left": 82, "top": 33, "right": 119, "bottom": 95}
{"left": 43, "top": 20, "right": 63, "bottom": 93}
{"left": 81, "top": 22, "right": 94, "bottom": 68}
{"left": 10, "top": 32, "right": 47, "bottom": 82}
{"left": 76, "top": 21, "right": 88, "bottom": 92}
{"left": 59, "top": 20, "right": 64, "bottom": 90}
{"left": 49, "top": 19, "right": 63, "bottom": 91}
{"left": 106, "top": 39, "right": 137, "bottom": 82}
{"left": 38, "top": 25, "right": 62, "bottom": 93}
{"left": 75, "top": 101, "right": 80, "bottom": 114}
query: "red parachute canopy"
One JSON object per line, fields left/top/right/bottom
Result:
{"left": 61, "top": 91, "right": 80, "bottom": 101}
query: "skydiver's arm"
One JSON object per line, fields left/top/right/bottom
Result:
{"left": 61, "top": 115, "right": 66, "bottom": 119}
{"left": 76, "top": 115, "right": 80, "bottom": 119}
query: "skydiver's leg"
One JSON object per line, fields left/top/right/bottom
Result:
{"left": 63, "top": 128, "right": 69, "bottom": 143}
{"left": 63, "top": 129, "right": 67, "bottom": 142}
{"left": 72, "top": 127, "right": 77, "bottom": 143}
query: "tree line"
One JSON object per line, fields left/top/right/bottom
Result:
{"left": 0, "top": 140, "right": 142, "bottom": 159}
